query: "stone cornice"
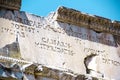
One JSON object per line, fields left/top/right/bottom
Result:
{"left": 55, "top": 6, "right": 120, "bottom": 36}
{"left": 0, "top": 0, "right": 21, "bottom": 10}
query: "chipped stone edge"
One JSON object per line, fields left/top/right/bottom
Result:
{"left": 0, "top": 55, "right": 107, "bottom": 80}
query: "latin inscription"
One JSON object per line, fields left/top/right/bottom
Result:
{"left": 0, "top": 16, "right": 115, "bottom": 46}
{"left": 0, "top": 14, "right": 115, "bottom": 46}
{"left": 35, "top": 37, "right": 75, "bottom": 56}
{"left": 84, "top": 48, "right": 105, "bottom": 55}
{"left": 9, "top": 22, "right": 115, "bottom": 46}
{"left": 102, "top": 57, "right": 120, "bottom": 66}
{"left": 0, "top": 14, "right": 119, "bottom": 67}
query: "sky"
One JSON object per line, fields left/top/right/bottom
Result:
{"left": 21, "top": 0, "right": 120, "bottom": 21}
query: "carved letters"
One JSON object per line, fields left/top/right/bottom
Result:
{"left": 35, "top": 37, "right": 75, "bottom": 56}
{"left": 0, "top": 8, "right": 120, "bottom": 80}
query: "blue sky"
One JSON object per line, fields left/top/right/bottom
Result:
{"left": 21, "top": 0, "right": 120, "bottom": 21}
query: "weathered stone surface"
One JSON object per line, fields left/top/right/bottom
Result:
{"left": 0, "top": 7, "right": 120, "bottom": 80}
{"left": 0, "top": 0, "right": 21, "bottom": 10}
{"left": 35, "top": 66, "right": 86, "bottom": 80}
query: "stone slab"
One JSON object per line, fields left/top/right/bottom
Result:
{"left": 0, "top": 9, "right": 120, "bottom": 80}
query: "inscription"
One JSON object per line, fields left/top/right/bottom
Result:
{"left": 11, "top": 22, "right": 35, "bottom": 37}
{"left": 41, "top": 37, "right": 71, "bottom": 48}
{"left": 0, "top": 13, "right": 116, "bottom": 46}
{"left": 1, "top": 27, "right": 14, "bottom": 35}
{"left": 35, "top": 37, "right": 75, "bottom": 56}
{"left": 0, "top": 15, "right": 41, "bottom": 28}
{"left": 84, "top": 48, "right": 105, "bottom": 54}
{"left": 0, "top": 16, "right": 115, "bottom": 47}
{"left": 75, "top": 38, "right": 84, "bottom": 45}
{"left": 0, "top": 15, "right": 119, "bottom": 67}
{"left": 102, "top": 58, "right": 120, "bottom": 66}
{"left": 83, "top": 48, "right": 120, "bottom": 66}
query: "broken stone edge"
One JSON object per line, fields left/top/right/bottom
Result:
{"left": 0, "top": 56, "right": 104, "bottom": 80}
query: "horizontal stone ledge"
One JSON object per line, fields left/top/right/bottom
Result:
{"left": 0, "top": 55, "right": 32, "bottom": 64}
{"left": 0, "top": 0, "right": 21, "bottom": 10}
{"left": 55, "top": 6, "right": 120, "bottom": 36}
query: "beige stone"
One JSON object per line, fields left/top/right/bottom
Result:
{"left": 0, "top": 7, "right": 120, "bottom": 80}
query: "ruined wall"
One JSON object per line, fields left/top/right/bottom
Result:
{"left": 0, "top": 7, "right": 120, "bottom": 80}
